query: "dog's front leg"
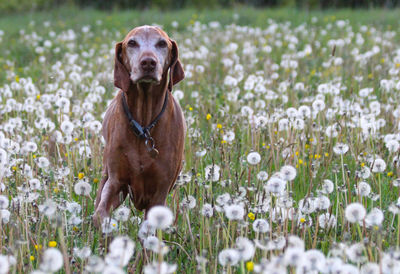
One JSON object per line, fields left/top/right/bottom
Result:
{"left": 93, "top": 176, "right": 127, "bottom": 228}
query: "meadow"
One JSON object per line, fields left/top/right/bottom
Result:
{"left": 1, "top": 6, "right": 400, "bottom": 273}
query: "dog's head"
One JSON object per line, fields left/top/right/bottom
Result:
{"left": 114, "top": 25, "right": 184, "bottom": 91}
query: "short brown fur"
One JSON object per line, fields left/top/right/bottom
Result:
{"left": 94, "top": 26, "right": 185, "bottom": 226}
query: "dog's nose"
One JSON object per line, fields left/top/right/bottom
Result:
{"left": 140, "top": 57, "right": 157, "bottom": 72}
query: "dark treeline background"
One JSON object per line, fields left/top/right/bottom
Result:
{"left": 0, "top": 0, "right": 399, "bottom": 13}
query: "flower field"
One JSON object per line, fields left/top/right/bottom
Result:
{"left": 1, "top": 7, "right": 400, "bottom": 273}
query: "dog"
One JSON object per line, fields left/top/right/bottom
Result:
{"left": 94, "top": 26, "right": 185, "bottom": 227}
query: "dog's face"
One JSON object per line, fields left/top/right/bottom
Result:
{"left": 114, "top": 25, "right": 184, "bottom": 91}
{"left": 124, "top": 26, "right": 170, "bottom": 84}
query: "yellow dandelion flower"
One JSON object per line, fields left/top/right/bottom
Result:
{"left": 246, "top": 261, "right": 254, "bottom": 272}
{"left": 78, "top": 173, "right": 84, "bottom": 180}
{"left": 48, "top": 241, "right": 57, "bottom": 248}
{"left": 248, "top": 212, "right": 255, "bottom": 221}
{"left": 206, "top": 113, "right": 211, "bottom": 120}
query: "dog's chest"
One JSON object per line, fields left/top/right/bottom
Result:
{"left": 122, "top": 145, "right": 159, "bottom": 173}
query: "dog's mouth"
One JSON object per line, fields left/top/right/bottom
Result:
{"left": 136, "top": 75, "right": 160, "bottom": 85}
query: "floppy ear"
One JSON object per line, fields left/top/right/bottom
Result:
{"left": 114, "top": 42, "right": 131, "bottom": 91}
{"left": 169, "top": 39, "right": 185, "bottom": 90}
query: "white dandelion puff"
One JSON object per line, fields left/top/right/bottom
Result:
{"left": 357, "top": 181, "right": 371, "bottom": 197}
{"left": 218, "top": 249, "right": 240, "bottom": 266}
{"left": 256, "top": 171, "right": 269, "bottom": 181}
{"left": 345, "top": 203, "right": 366, "bottom": 223}
{"left": 247, "top": 151, "right": 261, "bottom": 165}
{"left": 333, "top": 143, "right": 349, "bottom": 155}
{"left": 224, "top": 204, "right": 245, "bottom": 220}
{"left": 280, "top": 165, "right": 297, "bottom": 181}
{"left": 372, "top": 158, "right": 386, "bottom": 173}
{"left": 147, "top": 206, "right": 174, "bottom": 230}
{"left": 40, "top": 248, "right": 63, "bottom": 272}
{"left": 101, "top": 217, "right": 118, "bottom": 234}
{"left": 114, "top": 206, "right": 130, "bottom": 222}
{"left": 144, "top": 261, "right": 177, "bottom": 274}
{"left": 0, "top": 195, "right": 9, "bottom": 209}
{"left": 205, "top": 164, "right": 220, "bottom": 182}
{"left": 74, "top": 180, "right": 92, "bottom": 196}
{"left": 0, "top": 255, "right": 9, "bottom": 274}
{"left": 321, "top": 179, "right": 334, "bottom": 194}
{"left": 235, "top": 237, "right": 255, "bottom": 261}
{"left": 201, "top": 203, "right": 213, "bottom": 217}
{"left": 252, "top": 219, "right": 270, "bottom": 233}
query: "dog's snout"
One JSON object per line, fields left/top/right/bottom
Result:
{"left": 140, "top": 57, "right": 157, "bottom": 72}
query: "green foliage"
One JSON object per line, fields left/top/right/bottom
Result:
{"left": 1, "top": 6, "right": 400, "bottom": 273}
{"left": 1, "top": 0, "right": 400, "bottom": 14}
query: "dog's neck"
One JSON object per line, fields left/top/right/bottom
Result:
{"left": 124, "top": 72, "right": 169, "bottom": 127}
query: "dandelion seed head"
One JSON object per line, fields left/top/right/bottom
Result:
{"left": 73, "top": 180, "right": 92, "bottom": 196}
{"left": 201, "top": 203, "right": 213, "bottom": 217}
{"left": 225, "top": 204, "right": 245, "bottom": 220}
{"left": 147, "top": 206, "right": 173, "bottom": 230}
{"left": 40, "top": 248, "right": 63, "bottom": 272}
{"left": 280, "top": 165, "right": 297, "bottom": 181}
{"left": 345, "top": 202, "right": 366, "bottom": 223}
{"left": 372, "top": 158, "right": 386, "bottom": 173}
{"left": 218, "top": 248, "right": 240, "bottom": 266}
{"left": 0, "top": 195, "right": 9, "bottom": 209}
{"left": 333, "top": 142, "right": 349, "bottom": 155}
{"left": 247, "top": 151, "right": 261, "bottom": 165}
{"left": 252, "top": 219, "right": 270, "bottom": 233}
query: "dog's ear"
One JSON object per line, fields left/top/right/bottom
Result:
{"left": 114, "top": 42, "right": 131, "bottom": 91}
{"left": 169, "top": 39, "right": 185, "bottom": 89}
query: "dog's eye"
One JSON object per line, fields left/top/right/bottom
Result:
{"left": 128, "top": 40, "right": 138, "bottom": 48}
{"left": 156, "top": 40, "right": 167, "bottom": 48}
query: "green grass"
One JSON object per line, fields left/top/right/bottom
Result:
{"left": 0, "top": 6, "right": 399, "bottom": 35}
{"left": 1, "top": 6, "right": 400, "bottom": 274}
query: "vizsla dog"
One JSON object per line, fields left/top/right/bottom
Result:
{"left": 94, "top": 26, "right": 185, "bottom": 227}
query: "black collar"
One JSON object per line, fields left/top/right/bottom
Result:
{"left": 121, "top": 88, "right": 169, "bottom": 141}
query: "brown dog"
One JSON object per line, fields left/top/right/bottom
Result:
{"left": 94, "top": 26, "right": 185, "bottom": 226}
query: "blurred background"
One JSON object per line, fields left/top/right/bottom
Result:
{"left": 1, "top": 0, "right": 399, "bottom": 13}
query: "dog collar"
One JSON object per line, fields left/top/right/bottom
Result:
{"left": 121, "top": 90, "right": 169, "bottom": 158}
